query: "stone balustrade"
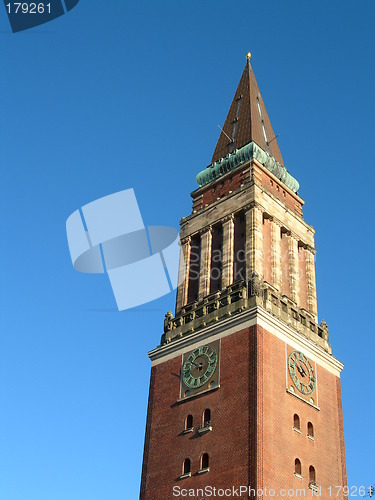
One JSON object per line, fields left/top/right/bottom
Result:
{"left": 162, "top": 276, "right": 330, "bottom": 353}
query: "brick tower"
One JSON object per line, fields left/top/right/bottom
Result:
{"left": 140, "top": 53, "right": 347, "bottom": 499}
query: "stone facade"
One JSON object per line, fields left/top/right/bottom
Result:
{"left": 174, "top": 159, "right": 318, "bottom": 327}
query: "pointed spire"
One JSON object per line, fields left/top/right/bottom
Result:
{"left": 211, "top": 53, "right": 284, "bottom": 166}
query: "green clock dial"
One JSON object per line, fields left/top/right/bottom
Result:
{"left": 182, "top": 345, "right": 218, "bottom": 389}
{"left": 288, "top": 350, "right": 316, "bottom": 395}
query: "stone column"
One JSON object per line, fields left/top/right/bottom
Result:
{"left": 198, "top": 227, "right": 212, "bottom": 301}
{"left": 288, "top": 234, "right": 299, "bottom": 305}
{"left": 222, "top": 215, "right": 234, "bottom": 289}
{"left": 245, "top": 205, "right": 263, "bottom": 281}
{"left": 270, "top": 219, "right": 282, "bottom": 292}
{"left": 305, "top": 247, "right": 318, "bottom": 320}
{"left": 175, "top": 236, "right": 191, "bottom": 312}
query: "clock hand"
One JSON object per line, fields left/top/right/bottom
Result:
{"left": 295, "top": 362, "right": 307, "bottom": 377}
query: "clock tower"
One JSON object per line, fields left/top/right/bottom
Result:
{"left": 140, "top": 54, "right": 347, "bottom": 499}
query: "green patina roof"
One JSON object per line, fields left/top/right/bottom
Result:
{"left": 196, "top": 141, "right": 300, "bottom": 194}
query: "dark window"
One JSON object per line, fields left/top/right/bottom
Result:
{"left": 295, "top": 458, "right": 302, "bottom": 476}
{"left": 210, "top": 225, "right": 223, "bottom": 294}
{"left": 233, "top": 212, "right": 246, "bottom": 283}
{"left": 307, "top": 422, "right": 314, "bottom": 437}
{"left": 183, "top": 458, "right": 191, "bottom": 475}
{"left": 309, "top": 466, "right": 316, "bottom": 483}
{"left": 294, "top": 414, "right": 300, "bottom": 430}
{"left": 203, "top": 409, "right": 211, "bottom": 427}
{"left": 185, "top": 415, "right": 193, "bottom": 430}
{"left": 201, "top": 453, "right": 209, "bottom": 470}
{"left": 187, "top": 235, "right": 201, "bottom": 303}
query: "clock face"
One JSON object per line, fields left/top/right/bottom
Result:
{"left": 288, "top": 350, "right": 316, "bottom": 395}
{"left": 182, "top": 345, "right": 218, "bottom": 389}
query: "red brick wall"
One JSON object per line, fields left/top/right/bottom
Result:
{"left": 140, "top": 327, "right": 257, "bottom": 499}
{"left": 258, "top": 325, "right": 346, "bottom": 498}
{"left": 254, "top": 165, "right": 303, "bottom": 217}
{"left": 200, "top": 170, "right": 246, "bottom": 208}
{"left": 191, "top": 163, "right": 303, "bottom": 216}
{"left": 140, "top": 324, "right": 346, "bottom": 499}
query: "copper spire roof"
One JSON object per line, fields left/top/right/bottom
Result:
{"left": 211, "top": 53, "right": 284, "bottom": 166}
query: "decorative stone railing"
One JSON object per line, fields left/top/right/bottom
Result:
{"left": 162, "top": 280, "right": 248, "bottom": 344}
{"left": 260, "top": 280, "right": 330, "bottom": 353}
{"left": 162, "top": 275, "right": 330, "bottom": 353}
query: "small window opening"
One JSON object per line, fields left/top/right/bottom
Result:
{"left": 294, "top": 414, "right": 300, "bottom": 430}
{"left": 183, "top": 458, "right": 191, "bottom": 475}
{"left": 185, "top": 415, "right": 193, "bottom": 430}
{"left": 201, "top": 453, "right": 209, "bottom": 470}
{"left": 309, "top": 466, "right": 316, "bottom": 484}
{"left": 307, "top": 422, "right": 314, "bottom": 438}
{"left": 203, "top": 409, "right": 211, "bottom": 427}
{"left": 295, "top": 458, "right": 302, "bottom": 476}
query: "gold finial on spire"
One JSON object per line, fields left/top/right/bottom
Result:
{"left": 246, "top": 51, "right": 252, "bottom": 61}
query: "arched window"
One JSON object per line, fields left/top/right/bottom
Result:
{"left": 307, "top": 422, "right": 314, "bottom": 438}
{"left": 309, "top": 466, "right": 316, "bottom": 484}
{"left": 295, "top": 458, "right": 302, "bottom": 476}
{"left": 293, "top": 414, "right": 300, "bottom": 430}
{"left": 201, "top": 453, "right": 209, "bottom": 470}
{"left": 182, "top": 458, "right": 191, "bottom": 475}
{"left": 203, "top": 409, "right": 211, "bottom": 427}
{"left": 185, "top": 415, "right": 193, "bottom": 430}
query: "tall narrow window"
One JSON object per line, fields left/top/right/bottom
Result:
{"left": 293, "top": 414, "right": 300, "bottom": 430}
{"left": 233, "top": 212, "right": 246, "bottom": 283}
{"left": 307, "top": 422, "right": 314, "bottom": 438}
{"left": 201, "top": 453, "right": 209, "bottom": 470}
{"left": 185, "top": 415, "right": 193, "bottom": 430}
{"left": 309, "top": 466, "right": 316, "bottom": 484}
{"left": 203, "top": 409, "right": 211, "bottom": 427}
{"left": 295, "top": 458, "right": 302, "bottom": 476}
{"left": 182, "top": 458, "right": 191, "bottom": 475}
{"left": 210, "top": 225, "right": 223, "bottom": 294}
{"left": 187, "top": 235, "right": 201, "bottom": 303}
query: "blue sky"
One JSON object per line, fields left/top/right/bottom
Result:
{"left": 1, "top": 1, "right": 374, "bottom": 499}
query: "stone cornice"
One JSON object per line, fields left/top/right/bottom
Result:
{"left": 149, "top": 305, "right": 344, "bottom": 376}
